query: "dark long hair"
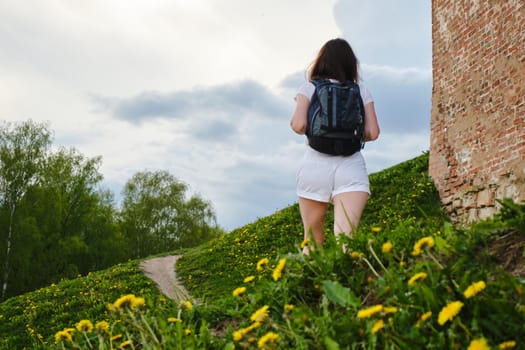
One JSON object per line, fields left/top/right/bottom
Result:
{"left": 308, "top": 38, "right": 359, "bottom": 82}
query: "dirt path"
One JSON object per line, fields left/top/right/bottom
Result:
{"left": 139, "top": 255, "right": 192, "bottom": 301}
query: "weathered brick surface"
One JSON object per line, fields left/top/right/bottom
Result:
{"left": 430, "top": 0, "right": 525, "bottom": 224}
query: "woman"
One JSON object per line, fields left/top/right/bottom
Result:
{"left": 290, "top": 38, "right": 380, "bottom": 253}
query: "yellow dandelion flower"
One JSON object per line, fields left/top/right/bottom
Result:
{"left": 300, "top": 239, "right": 310, "bottom": 248}
{"left": 167, "top": 317, "right": 182, "bottom": 323}
{"left": 119, "top": 340, "right": 132, "bottom": 349}
{"left": 75, "top": 319, "right": 93, "bottom": 333}
{"left": 420, "top": 311, "right": 432, "bottom": 321}
{"left": 357, "top": 304, "right": 383, "bottom": 319}
{"left": 250, "top": 305, "right": 270, "bottom": 323}
{"left": 438, "top": 301, "right": 464, "bottom": 326}
{"left": 258, "top": 331, "right": 279, "bottom": 349}
{"left": 411, "top": 236, "right": 434, "bottom": 256}
{"left": 250, "top": 321, "right": 262, "bottom": 330}
{"left": 111, "top": 334, "right": 123, "bottom": 341}
{"left": 233, "top": 287, "right": 247, "bottom": 297}
{"left": 95, "top": 321, "right": 109, "bottom": 333}
{"left": 408, "top": 272, "right": 428, "bottom": 286}
{"left": 184, "top": 328, "right": 192, "bottom": 336}
{"left": 272, "top": 258, "right": 286, "bottom": 281}
{"left": 371, "top": 227, "right": 381, "bottom": 233}
{"left": 468, "top": 338, "right": 490, "bottom": 350}
{"left": 383, "top": 306, "right": 397, "bottom": 314}
{"left": 244, "top": 275, "right": 255, "bottom": 283}
{"left": 54, "top": 330, "right": 72, "bottom": 343}
{"left": 63, "top": 328, "right": 75, "bottom": 335}
{"left": 233, "top": 322, "right": 261, "bottom": 342}
{"left": 382, "top": 241, "right": 393, "bottom": 253}
{"left": 498, "top": 341, "right": 516, "bottom": 349}
{"left": 415, "top": 311, "right": 433, "bottom": 328}
{"left": 132, "top": 296, "right": 145, "bottom": 309}
{"left": 233, "top": 330, "right": 244, "bottom": 342}
{"left": 464, "top": 281, "right": 486, "bottom": 299}
{"left": 181, "top": 300, "right": 193, "bottom": 311}
{"left": 257, "top": 258, "right": 269, "bottom": 271}
{"left": 371, "top": 319, "right": 384, "bottom": 334}
{"left": 113, "top": 294, "right": 135, "bottom": 310}
{"left": 284, "top": 304, "right": 295, "bottom": 312}
{"left": 350, "top": 251, "right": 363, "bottom": 259}
{"left": 113, "top": 294, "right": 144, "bottom": 311}
{"left": 245, "top": 322, "right": 261, "bottom": 333}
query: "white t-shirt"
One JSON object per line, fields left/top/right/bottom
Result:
{"left": 296, "top": 80, "right": 374, "bottom": 105}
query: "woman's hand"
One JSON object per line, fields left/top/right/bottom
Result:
{"left": 290, "top": 94, "right": 309, "bottom": 135}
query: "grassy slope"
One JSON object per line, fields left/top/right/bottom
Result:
{"left": 0, "top": 259, "right": 177, "bottom": 349}
{"left": 2, "top": 152, "right": 523, "bottom": 348}
{"left": 0, "top": 152, "right": 438, "bottom": 347}
{"left": 176, "top": 152, "right": 446, "bottom": 300}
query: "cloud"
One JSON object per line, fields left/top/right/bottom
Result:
{"left": 95, "top": 80, "right": 290, "bottom": 124}
{"left": 205, "top": 144, "right": 303, "bottom": 228}
{"left": 88, "top": 77, "right": 301, "bottom": 229}
{"left": 279, "top": 71, "right": 309, "bottom": 91}
{"left": 364, "top": 132, "right": 430, "bottom": 174}
{"left": 362, "top": 64, "right": 431, "bottom": 83}
{"left": 191, "top": 119, "right": 238, "bottom": 142}
{"left": 333, "top": 0, "right": 432, "bottom": 67}
{"left": 362, "top": 65, "right": 431, "bottom": 134}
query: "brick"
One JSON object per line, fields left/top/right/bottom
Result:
{"left": 478, "top": 207, "right": 497, "bottom": 220}
{"left": 429, "top": 0, "right": 525, "bottom": 225}
{"left": 477, "top": 189, "right": 494, "bottom": 207}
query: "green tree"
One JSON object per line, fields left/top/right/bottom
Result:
{"left": 120, "top": 170, "right": 221, "bottom": 258}
{"left": 0, "top": 120, "right": 51, "bottom": 301}
{"left": 33, "top": 147, "right": 124, "bottom": 279}
{"left": 1, "top": 121, "right": 126, "bottom": 298}
{"left": 78, "top": 189, "right": 127, "bottom": 272}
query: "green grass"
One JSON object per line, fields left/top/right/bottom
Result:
{"left": 0, "top": 259, "right": 176, "bottom": 349}
{"left": 1, "top": 152, "right": 524, "bottom": 349}
{"left": 176, "top": 152, "right": 446, "bottom": 300}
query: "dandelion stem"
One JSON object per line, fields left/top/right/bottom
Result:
{"left": 140, "top": 313, "right": 160, "bottom": 345}
{"left": 426, "top": 252, "right": 444, "bottom": 269}
{"left": 368, "top": 241, "right": 388, "bottom": 273}
{"left": 83, "top": 332, "right": 93, "bottom": 349}
{"left": 361, "top": 257, "right": 382, "bottom": 279}
{"left": 457, "top": 319, "right": 471, "bottom": 337}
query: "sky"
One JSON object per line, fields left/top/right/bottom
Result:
{"left": 0, "top": 0, "right": 432, "bottom": 231}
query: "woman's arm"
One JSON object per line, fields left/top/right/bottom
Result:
{"left": 363, "top": 102, "right": 380, "bottom": 141}
{"left": 290, "top": 94, "right": 310, "bottom": 135}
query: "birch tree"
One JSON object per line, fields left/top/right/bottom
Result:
{"left": 0, "top": 121, "right": 51, "bottom": 300}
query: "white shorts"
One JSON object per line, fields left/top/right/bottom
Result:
{"left": 296, "top": 146, "right": 370, "bottom": 203}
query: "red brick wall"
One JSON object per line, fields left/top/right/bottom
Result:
{"left": 429, "top": 0, "right": 525, "bottom": 223}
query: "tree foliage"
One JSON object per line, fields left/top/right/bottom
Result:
{"left": 0, "top": 120, "right": 51, "bottom": 300}
{"left": 120, "top": 170, "right": 220, "bottom": 259}
{"left": 0, "top": 120, "right": 221, "bottom": 299}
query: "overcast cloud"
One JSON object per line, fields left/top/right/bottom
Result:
{"left": 0, "top": 0, "right": 432, "bottom": 230}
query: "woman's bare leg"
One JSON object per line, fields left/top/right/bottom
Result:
{"left": 299, "top": 197, "right": 328, "bottom": 254}
{"left": 332, "top": 192, "right": 369, "bottom": 244}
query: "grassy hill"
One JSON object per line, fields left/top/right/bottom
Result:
{"left": 1, "top": 152, "right": 524, "bottom": 349}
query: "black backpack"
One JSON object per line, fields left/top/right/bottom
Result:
{"left": 306, "top": 79, "right": 365, "bottom": 156}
